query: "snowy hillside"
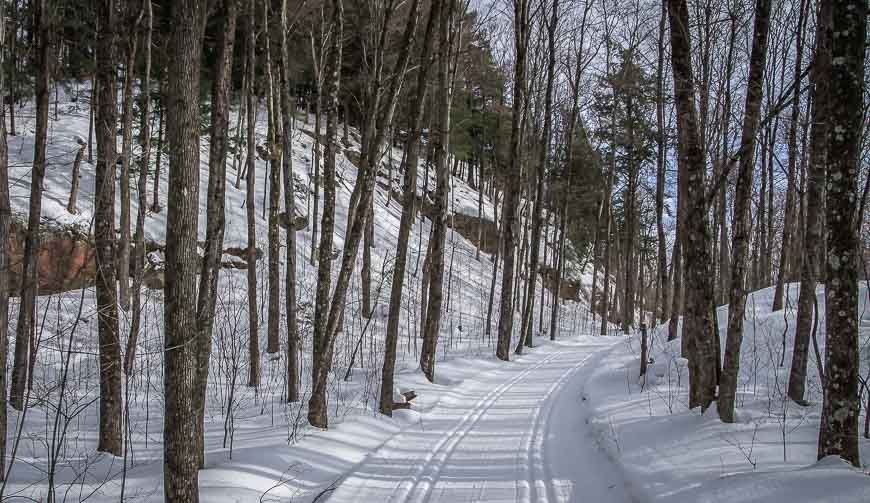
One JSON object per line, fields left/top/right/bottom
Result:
{"left": 585, "top": 284, "right": 870, "bottom": 503}
{"left": 4, "top": 82, "right": 869, "bottom": 503}
{"left": 2, "top": 84, "right": 595, "bottom": 502}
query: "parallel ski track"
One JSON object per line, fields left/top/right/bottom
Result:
{"left": 328, "top": 343, "right": 603, "bottom": 503}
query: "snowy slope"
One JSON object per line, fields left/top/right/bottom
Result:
{"left": 583, "top": 284, "right": 870, "bottom": 503}
{"left": 2, "top": 83, "right": 593, "bottom": 502}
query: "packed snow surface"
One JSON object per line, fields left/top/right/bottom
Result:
{"left": 327, "top": 337, "right": 631, "bottom": 503}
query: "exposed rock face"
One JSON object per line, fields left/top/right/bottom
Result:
{"left": 388, "top": 187, "right": 581, "bottom": 302}
{"left": 538, "top": 264, "right": 582, "bottom": 302}
{"left": 278, "top": 209, "right": 309, "bottom": 231}
{"left": 7, "top": 221, "right": 97, "bottom": 296}
{"left": 450, "top": 213, "right": 499, "bottom": 256}
{"left": 7, "top": 217, "right": 270, "bottom": 295}
{"left": 222, "top": 245, "right": 263, "bottom": 261}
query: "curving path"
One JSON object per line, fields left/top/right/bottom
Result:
{"left": 326, "top": 337, "right": 633, "bottom": 503}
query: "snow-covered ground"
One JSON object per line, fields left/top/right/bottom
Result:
{"left": 327, "top": 337, "right": 629, "bottom": 503}
{"left": 3, "top": 84, "right": 869, "bottom": 502}
{"left": 584, "top": 284, "right": 870, "bottom": 503}
{"left": 2, "top": 84, "right": 596, "bottom": 501}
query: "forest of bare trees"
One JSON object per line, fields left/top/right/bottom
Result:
{"left": 0, "top": 0, "right": 867, "bottom": 500}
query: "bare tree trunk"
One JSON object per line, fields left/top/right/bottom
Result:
{"left": 233, "top": 72, "right": 247, "bottom": 189}
{"left": 118, "top": 11, "right": 141, "bottom": 312}
{"left": 590, "top": 210, "right": 601, "bottom": 328}
{"left": 667, "top": 218, "right": 682, "bottom": 340}
{"left": 476, "top": 157, "right": 484, "bottom": 261}
{"left": 192, "top": 0, "right": 236, "bottom": 469}
{"left": 600, "top": 190, "right": 613, "bottom": 335}
{"left": 245, "top": 0, "right": 260, "bottom": 388}
{"left": 654, "top": 0, "right": 668, "bottom": 324}
{"left": 265, "top": 1, "right": 281, "bottom": 355}
{"left": 0, "top": 0, "right": 10, "bottom": 478}
{"left": 764, "top": 120, "right": 778, "bottom": 286}
{"left": 667, "top": 0, "right": 718, "bottom": 411}
{"left": 599, "top": 31, "right": 619, "bottom": 333}
{"left": 755, "top": 127, "right": 769, "bottom": 288}
{"left": 539, "top": 206, "right": 549, "bottom": 335}
{"left": 552, "top": 198, "right": 568, "bottom": 338}
{"left": 163, "top": 1, "right": 207, "bottom": 499}
{"left": 381, "top": 0, "right": 433, "bottom": 416}
{"left": 421, "top": 0, "right": 454, "bottom": 380}
{"left": 716, "top": 7, "right": 739, "bottom": 307}
{"left": 67, "top": 143, "right": 85, "bottom": 213}
{"left": 622, "top": 99, "right": 639, "bottom": 333}
{"left": 718, "top": 0, "right": 772, "bottom": 423}
{"left": 789, "top": 1, "right": 828, "bottom": 406}
{"left": 514, "top": 199, "right": 528, "bottom": 318}
{"left": 818, "top": 0, "right": 863, "bottom": 467}
{"left": 11, "top": 0, "right": 51, "bottom": 412}
{"left": 486, "top": 190, "right": 501, "bottom": 339}
{"left": 279, "top": 0, "right": 299, "bottom": 402}
{"left": 420, "top": 234, "right": 433, "bottom": 339}
{"left": 308, "top": 0, "right": 343, "bottom": 428}
{"left": 310, "top": 67, "right": 322, "bottom": 266}
{"left": 519, "top": 0, "right": 558, "bottom": 353}
{"left": 497, "top": 0, "right": 530, "bottom": 361}
{"left": 361, "top": 198, "right": 374, "bottom": 318}
{"left": 613, "top": 230, "right": 623, "bottom": 324}
{"left": 93, "top": 0, "right": 122, "bottom": 456}
{"left": 7, "top": 0, "right": 15, "bottom": 137}
{"left": 311, "top": 0, "right": 424, "bottom": 423}
{"left": 127, "top": 0, "right": 153, "bottom": 372}
{"left": 87, "top": 71, "right": 95, "bottom": 164}
{"left": 150, "top": 88, "right": 164, "bottom": 212}
{"left": 772, "top": 0, "right": 809, "bottom": 312}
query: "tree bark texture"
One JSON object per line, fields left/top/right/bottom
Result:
{"left": 817, "top": 0, "right": 864, "bottom": 467}
{"left": 194, "top": 0, "right": 237, "bottom": 468}
{"left": 163, "top": 1, "right": 207, "bottom": 500}
{"left": 497, "top": 0, "right": 530, "bottom": 361}
{"left": 718, "top": 0, "right": 772, "bottom": 423}
{"left": 667, "top": 0, "right": 718, "bottom": 412}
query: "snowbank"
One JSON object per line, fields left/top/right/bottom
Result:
{"left": 583, "top": 284, "right": 870, "bottom": 502}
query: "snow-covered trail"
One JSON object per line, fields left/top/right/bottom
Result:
{"left": 326, "top": 337, "right": 634, "bottom": 503}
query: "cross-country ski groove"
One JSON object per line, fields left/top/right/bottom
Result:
{"left": 326, "top": 338, "right": 631, "bottom": 503}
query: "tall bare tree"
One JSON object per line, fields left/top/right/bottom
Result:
{"left": 654, "top": 0, "right": 668, "bottom": 324}
{"left": 163, "top": 0, "right": 207, "bottom": 499}
{"left": 93, "top": 0, "right": 123, "bottom": 457}
{"left": 194, "top": 0, "right": 238, "bottom": 468}
{"left": 10, "top": 0, "right": 52, "bottom": 411}
{"left": 496, "top": 0, "right": 531, "bottom": 361}
{"left": 245, "top": 0, "right": 260, "bottom": 388}
{"left": 279, "top": 0, "right": 300, "bottom": 402}
{"left": 718, "top": 0, "right": 772, "bottom": 423}
{"left": 421, "top": 0, "right": 456, "bottom": 379}
{"left": 518, "top": 0, "right": 558, "bottom": 353}
{"left": 817, "top": 0, "right": 864, "bottom": 468}
{"left": 771, "top": 0, "right": 809, "bottom": 312}
{"left": 308, "top": 0, "right": 344, "bottom": 428}
{"left": 311, "top": 0, "right": 424, "bottom": 423}
{"left": 381, "top": 0, "right": 436, "bottom": 415}
{"left": 117, "top": 5, "right": 143, "bottom": 312}
{"left": 127, "top": 0, "right": 154, "bottom": 374}
{"left": 788, "top": 0, "right": 830, "bottom": 406}
{"left": 0, "top": 0, "right": 10, "bottom": 478}
{"left": 666, "top": 0, "right": 718, "bottom": 411}
{"left": 265, "top": 0, "right": 282, "bottom": 355}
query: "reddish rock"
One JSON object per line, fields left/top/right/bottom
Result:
{"left": 7, "top": 220, "right": 97, "bottom": 296}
